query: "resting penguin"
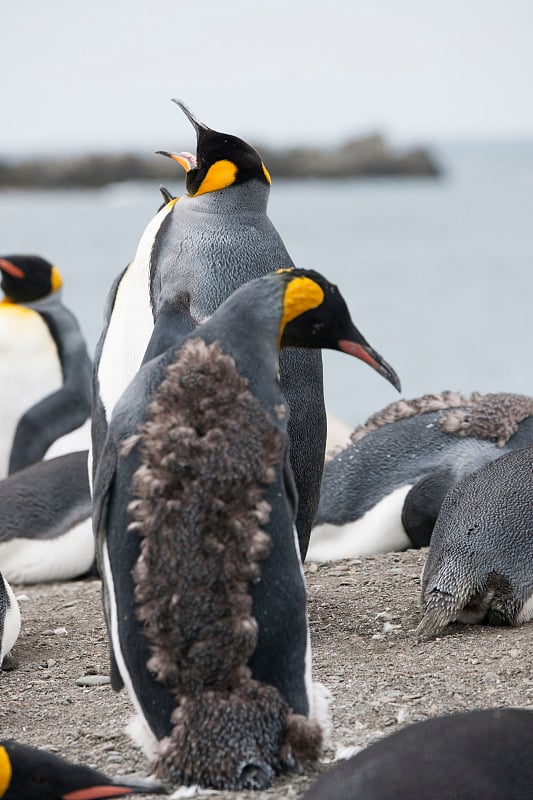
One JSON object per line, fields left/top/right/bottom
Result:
{"left": 0, "top": 451, "right": 93, "bottom": 584}
{"left": 0, "top": 573, "right": 20, "bottom": 668}
{"left": 301, "top": 708, "right": 533, "bottom": 800}
{"left": 0, "top": 740, "right": 164, "bottom": 799}
{"left": 307, "top": 391, "right": 533, "bottom": 562}
{"left": 92, "top": 100, "right": 364, "bottom": 558}
{"left": 417, "top": 444, "right": 533, "bottom": 638}
{"left": 93, "top": 268, "right": 399, "bottom": 790}
{"left": 0, "top": 255, "right": 92, "bottom": 478}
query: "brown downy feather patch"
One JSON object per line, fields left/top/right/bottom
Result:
{"left": 439, "top": 392, "right": 533, "bottom": 447}
{"left": 350, "top": 391, "right": 469, "bottom": 443}
{"left": 129, "top": 338, "right": 321, "bottom": 789}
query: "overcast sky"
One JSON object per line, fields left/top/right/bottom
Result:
{"left": 3, "top": 0, "right": 533, "bottom": 156}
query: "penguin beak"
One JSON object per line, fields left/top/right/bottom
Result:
{"left": 171, "top": 98, "right": 210, "bottom": 136}
{"left": 156, "top": 150, "right": 197, "bottom": 172}
{"left": 0, "top": 258, "right": 25, "bottom": 279}
{"left": 338, "top": 337, "right": 402, "bottom": 392}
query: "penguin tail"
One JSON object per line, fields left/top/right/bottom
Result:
{"left": 416, "top": 586, "right": 464, "bottom": 639}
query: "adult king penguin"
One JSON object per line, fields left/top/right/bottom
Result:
{"left": 92, "top": 101, "right": 380, "bottom": 556}
{"left": 0, "top": 255, "right": 92, "bottom": 477}
{"left": 93, "top": 269, "right": 399, "bottom": 790}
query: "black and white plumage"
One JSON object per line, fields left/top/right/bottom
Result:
{"left": 0, "top": 451, "right": 93, "bottom": 584}
{"left": 93, "top": 268, "right": 399, "bottom": 790}
{"left": 308, "top": 391, "right": 533, "bottom": 562}
{"left": 417, "top": 444, "right": 533, "bottom": 638}
{"left": 0, "top": 255, "right": 92, "bottom": 477}
{"left": 0, "top": 573, "right": 20, "bottom": 668}
{"left": 302, "top": 708, "right": 533, "bottom": 800}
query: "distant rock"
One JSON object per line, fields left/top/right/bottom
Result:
{"left": 0, "top": 133, "right": 441, "bottom": 189}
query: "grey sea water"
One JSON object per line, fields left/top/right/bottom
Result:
{"left": 0, "top": 141, "right": 531, "bottom": 426}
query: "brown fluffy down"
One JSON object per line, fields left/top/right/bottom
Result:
{"left": 129, "top": 338, "right": 321, "bottom": 788}
{"left": 350, "top": 391, "right": 533, "bottom": 447}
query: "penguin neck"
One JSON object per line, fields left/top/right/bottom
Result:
{"left": 21, "top": 288, "right": 63, "bottom": 312}
{"left": 184, "top": 179, "right": 270, "bottom": 216}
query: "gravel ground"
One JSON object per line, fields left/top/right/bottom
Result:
{"left": 2, "top": 549, "right": 532, "bottom": 798}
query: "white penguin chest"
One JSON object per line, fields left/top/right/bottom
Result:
{"left": 98, "top": 203, "right": 174, "bottom": 421}
{"left": 0, "top": 304, "right": 62, "bottom": 477}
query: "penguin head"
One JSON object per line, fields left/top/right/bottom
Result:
{"left": 0, "top": 740, "right": 163, "bottom": 799}
{"left": 276, "top": 268, "right": 401, "bottom": 391}
{"left": 0, "top": 255, "right": 62, "bottom": 303}
{"left": 157, "top": 100, "right": 271, "bottom": 198}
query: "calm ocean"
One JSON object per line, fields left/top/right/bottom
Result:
{"left": 1, "top": 141, "right": 531, "bottom": 426}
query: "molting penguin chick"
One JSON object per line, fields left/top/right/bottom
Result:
{"left": 0, "top": 740, "right": 164, "bottom": 799}
{"left": 0, "top": 255, "right": 92, "bottom": 477}
{"left": 308, "top": 391, "right": 533, "bottom": 562}
{"left": 0, "top": 451, "right": 93, "bottom": 584}
{"left": 301, "top": 708, "right": 533, "bottom": 800}
{"left": 93, "top": 268, "right": 399, "bottom": 791}
{"left": 417, "top": 444, "right": 533, "bottom": 639}
{"left": 93, "top": 100, "right": 341, "bottom": 559}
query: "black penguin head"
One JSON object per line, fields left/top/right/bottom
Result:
{"left": 276, "top": 268, "right": 401, "bottom": 392}
{"left": 157, "top": 99, "right": 271, "bottom": 197}
{"left": 0, "top": 740, "right": 163, "bottom": 799}
{"left": 0, "top": 255, "right": 62, "bottom": 303}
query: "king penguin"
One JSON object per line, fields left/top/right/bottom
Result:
{"left": 93, "top": 101, "right": 353, "bottom": 557}
{"left": 93, "top": 268, "right": 399, "bottom": 790}
{"left": 301, "top": 708, "right": 533, "bottom": 800}
{"left": 417, "top": 443, "right": 533, "bottom": 638}
{"left": 0, "top": 255, "right": 92, "bottom": 478}
{"left": 0, "top": 740, "right": 164, "bottom": 799}
{"left": 0, "top": 450, "right": 93, "bottom": 584}
{"left": 307, "top": 391, "right": 533, "bottom": 562}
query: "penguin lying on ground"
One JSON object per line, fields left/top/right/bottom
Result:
{"left": 0, "top": 740, "right": 164, "bottom": 799}
{"left": 417, "top": 444, "right": 533, "bottom": 638}
{"left": 301, "top": 708, "right": 533, "bottom": 800}
{"left": 0, "top": 451, "right": 93, "bottom": 584}
{"left": 0, "top": 255, "right": 92, "bottom": 478}
{"left": 307, "top": 391, "right": 533, "bottom": 562}
{"left": 0, "top": 573, "right": 20, "bottom": 669}
{"left": 92, "top": 101, "right": 388, "bottom": 559}
{"left": 93, "top": 268, "right": 399, "bottom": 790}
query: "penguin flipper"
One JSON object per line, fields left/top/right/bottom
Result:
{"left": 401, "top": 469, "right": 456, "bottom": 548}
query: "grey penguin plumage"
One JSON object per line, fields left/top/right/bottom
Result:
{"left": 0, "top": 451, "right": 93, "bottom": 584}
{"left": 92, "top": 101, "right": 385, "bottom": 557}
{"left": 308, "top": 391, "right": 533, "bottom": 562}
{"left": 301, "top": 708, "right": 533, "bottom": 800}
{"left": 0, "top": 255, "right": 92, "bottom": 477}
{"left": 417, "top": 444, "right": 533, "bottom": 639}
{"left": 93, "top": 268, "right": 399, "bottom": 790}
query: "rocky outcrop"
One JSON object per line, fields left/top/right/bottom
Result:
{"left": 0, "top": 133, "right": 441, "bottom": 189}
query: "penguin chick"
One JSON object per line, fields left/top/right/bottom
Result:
{"left": 0, "top": 451, "right": 93, "bottom": 584}
{"left": 417, "top": 445, "right": 533, "bottom": 639}
{"left": 0, "top": 740, "right": 165, "bottom": 799}
{"left": 0, "top": 255, "right": 92, "bottom": 477}
{"left": 308, "top": 391, "right": 533, "bottom": 562}
{"left": 301, "top": 708, "right": 533, "bottom": 800}
{"left": 94, "top": 268, "right": 399, "bottom": 790}
{"left": 0, "top": 573, "right": 20, "bottom": 667}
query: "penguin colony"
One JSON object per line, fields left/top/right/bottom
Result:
{"left": 0, "top": 101, "right": 531, "bottom": 794}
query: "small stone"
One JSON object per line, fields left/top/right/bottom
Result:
{"left": 15, "top": 594, "right": 29, "bottom": 602}
{"left": 54, "top": 628, "right": 68, "bottom": 636}
{"left": 47, "top": 659, "right": 57, "bottom": 668}
{"left": 307, "top": 563, "right": 318, "bottom": 573}
{"left": 509, "top": 649, "right": 520, "bottom": 659}
{"left": 371, "top": 634, "right": 382, "bottom": 640}
{"left": 75, "top": 675, "right": 110, "bottom": 687}
{"left": 397, "top": 708, "right": 408, "bottom": 724}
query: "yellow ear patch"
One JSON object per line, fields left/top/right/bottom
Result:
{"left": 194, "top": 159, "right": 238, "bottom": 196}
{"left": 50, "top": 266, "right": 63, "bottom": 293}
{"left": 0, "top": 746, "right": 12, "bottom": 797}
{"left": 279, "top": 276, "right": 324, "bottom": 346}
{"left": 262, "top": 163, "right": 271, "bottom": 185}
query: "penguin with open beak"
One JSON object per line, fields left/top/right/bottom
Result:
{"left": 93, "top": 268, "right": 399, "bottom": 790}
